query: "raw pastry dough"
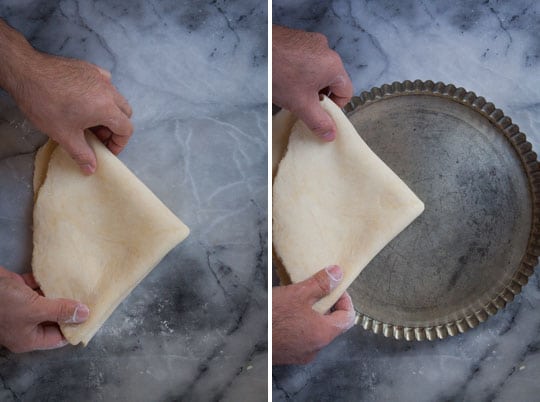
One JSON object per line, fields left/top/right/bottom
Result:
{"left": 273, "top": 96, "right": 424, "bottom": 313}
{"left": 33, "top": 133, "right": 190, "bottom": 345}
{"left": 272, "top": 109, "right": 296, "bottom": 179}
{"left": 272, "top": 109, "right": 297, "bottom": 285}
{"left": 33, "top": 139, "right": 56, "bottom": 203}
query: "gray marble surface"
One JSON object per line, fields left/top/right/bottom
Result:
{"left": 273, "top": 1, "right": 540, "bottom": 401}
{"left": 0, "top": 1, "right": 267, "bottom": 401}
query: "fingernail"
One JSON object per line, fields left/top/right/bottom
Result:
{"left": 325, "top": 265, "right": 343, "bottom": 282}
{"left": 70, "top": 304, "right": 90, "bottom": 323}
{"left": 321, "top": 131, "right": 335, "bottom": 141}
{"left": 81, "top": 164, "right": 95, "bottom": 175}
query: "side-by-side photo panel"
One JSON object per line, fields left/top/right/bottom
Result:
{"left": 272, "top": 1, "right": 540, "bottom": 401}
{"left": 0, "top": 1, "right": 267, "bottom": 400}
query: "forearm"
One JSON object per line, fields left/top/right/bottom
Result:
{"left": 0, "top": 19, "right": 36, "bottom": 96}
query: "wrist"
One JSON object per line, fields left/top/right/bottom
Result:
{"left": 0, "top": 20, "right": 39, "bottom": 98}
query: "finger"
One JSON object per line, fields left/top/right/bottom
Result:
{"left": 295, "top": 96, "right": 337, "bottom": 141}
{"left": 107, "top": 136, "right": 124, "bottom": 155}
{"left": 96, "top": 66, "right": 112, "bottom": 81}
{"left": 62, "top": 132, "right": 97, "bottom": 175}
{"left": 90, "top": 125, "right": 113, "bottom": 143}
{"left": 32, "top": 296, "right": 90, "bottom": 324}
{"left": 299, "top": 265, "right": 343, "bottom": 303}
{"left": 113, "top": 91, "right": 133, "bottom": 118}
{"left": 106, "top": 108, "right": 133, "bottom": 138}
{"left": 324, "top": 292, "right": 356, "bottom": 332}
{"left": 102, "top": 108, "right": 133, "bottom": 153}
{"left": 21, "top": 273, "right": 39, "bottom": 290}
{"left": 330, "top": 93, "right": 351, "bottom": 109}
{"left": 332, "top": 291, "right": 354, "bottom": 312}
{"left": 32, "top": 324, "right": 69, "bottom": 351}
{"left": 324, "top": 309, "right": 356, "bottom": 332}
{"left": 105, "top": 111, "right": 134, "bottom": 155}
{"left": 328, "top": 73, "right": 353, "bottom": 107}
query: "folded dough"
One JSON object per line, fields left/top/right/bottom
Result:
{"left": 273, "top": 96, "right": 424, "bottom": 313}
{"left": 33, "top": 133, "right": 190, "bottom": 345}
{"left": 272, "top": 108, "right": 296, "bottom": 179}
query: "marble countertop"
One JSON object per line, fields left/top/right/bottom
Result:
{"left": 273, "top": 1, "right": 540, "bottom": 401}
{"left": 0, "top": 1, "right": 267, "bottom": 401}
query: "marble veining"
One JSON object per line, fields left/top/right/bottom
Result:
{"left": 0, "top": 1, "right": 267, "bottom": 401}
{"left": 273, "top": 0, "right": 540, "bottom": 401}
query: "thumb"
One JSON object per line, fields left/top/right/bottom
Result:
{"left": 33, "top": 296, "right": 90, "bottom": 325}
{"left": 300, "top": 265, "right": 343, "bottom": 303}
{"left": 62, "top": 133, "right": 97, "bottom": 175}
{"left": 296, "top": 96, "right": 337, "bottom": 141}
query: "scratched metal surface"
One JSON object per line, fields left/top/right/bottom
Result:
{"left": 346, "top": 94, "right": 532, "bottom": 328}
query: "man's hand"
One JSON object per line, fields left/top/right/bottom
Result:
{"left": 272, "top": 265, "right": 356, "bottom": 365}
{"left": 0, "top": 20, "right": 133, "bottom": 175}
{"left": 272, "top": 25, "right": 353, "bottom": 141}
{"left": 0, "top": 266, "right": 89, "bottom": 353}
{"left": 12, "top": 53, "right": 134, "bottom": 174}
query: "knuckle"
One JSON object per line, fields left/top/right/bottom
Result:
{"left": 311, "top": 32, "right": 328, "bottom": 46}
{"left": 69, "top": 148, "right": 92, "bottom": 164}
{"left": 63, "top": 136, "right": 91, "bottom": 160}
{"left": 326, "top": 49, "right": 341, "bottom": 65}
{"left": 294, "top": 283, "right": 309, "bottom": 299}
{"left": 314, "top": 272, "right": 330, "bottom": 294}
{"left": 99, "top": 97, "right": 117, "bottom": 113}
{"left": 310, "top": 121, "right": 330, "bottom": 135}
{"left": 293, "top": 110, "right": 330, "bottom": 136}
{"left": 56, "top": 302, "right": 71, "bottom": 322}
{"left": 28, "top": 291, "right": 41, "bottom": 305}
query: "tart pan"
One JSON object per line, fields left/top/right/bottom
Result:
{"left": 344, "top": 80, "right": 540, "bottom": 341}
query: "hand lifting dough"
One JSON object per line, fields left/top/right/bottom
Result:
{"left": 33, "top": 132, "right": 190, "bottom": 346}
{"left": 273, "top": 96, "right": 424, "bottom": 313}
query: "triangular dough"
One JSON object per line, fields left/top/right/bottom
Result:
{"left": 273, "top": 96, "right": 424, "bottom": 313}
{"left": 33, "top": 133, "right": 190, "bottom": 345}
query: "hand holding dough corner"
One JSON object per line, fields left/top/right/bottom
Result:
{"left": 32, "top": 132, "right": 190, "bottom": 346}
{"left": 273, "top": 96, "right": 424, "bottom": 313}
{"left": 0, "top": 266, "right": 90, "bottom": 353}
{"left": 272, "top": 265, "right": 355, "bottom": 365}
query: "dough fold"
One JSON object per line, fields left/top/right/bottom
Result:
{"left": 273, "top": 96, "right": 424, "bottom": 313}
{"left": 33, "top": 133, "right": 190, "bottom": 345}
